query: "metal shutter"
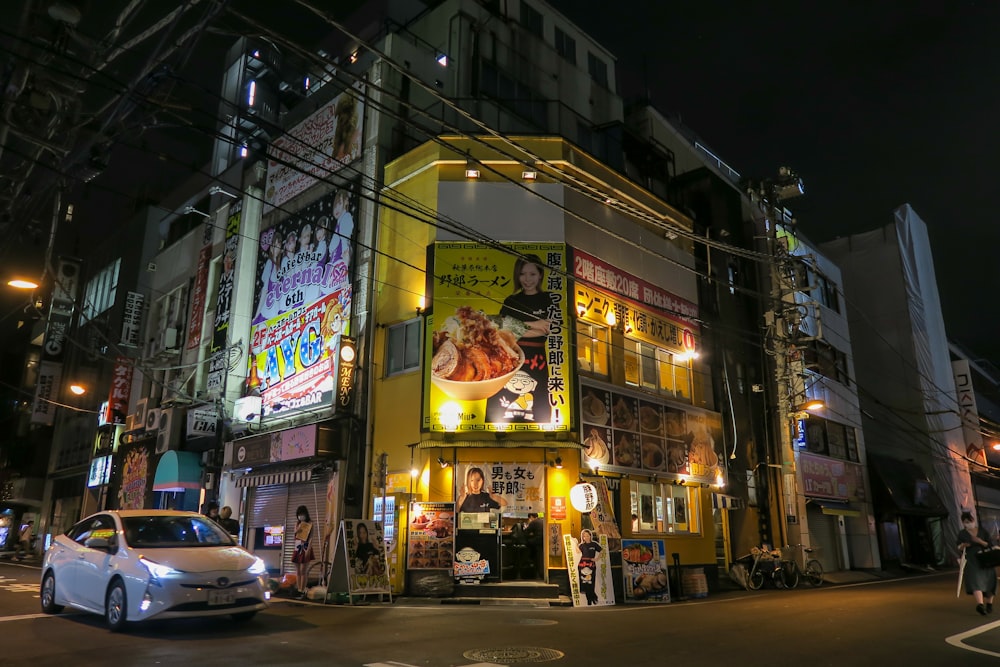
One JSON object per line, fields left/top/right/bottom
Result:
{"left": 282, "top": 471, "right": 328, "bottom": 576}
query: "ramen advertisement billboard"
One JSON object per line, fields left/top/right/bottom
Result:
{"left": 248, "top": 186, "right": 356, "bottom": 418}
{"left": 423, "top": 242, "right": 572, "bottom": 433}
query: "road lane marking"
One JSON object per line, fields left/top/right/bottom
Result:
{"left": 945, "top": 618, "right": 1000, "bottom": 657}
{"left": 0, "top": 613, "right": 49, "bottom": 622}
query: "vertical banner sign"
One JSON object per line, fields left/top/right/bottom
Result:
{"left": 424, "top": 242, "right": 572, "bottom": 432}
{"left": 207, "top": 202, "right": 241, "bottom": 397}
{"left": 30, "top": 361, "right": 62, "bottom": 426}
{"left": 32, "top": 256, "right": 81, "bottom": 425}
{"left": 120, "top": 291, "right": 144, "bottom": 347}
{"left": 953, "top": 359, "right": 985, "bottom": 466}
{"left": 186, "top": 222, "right": 214, "bottom": 350}
{"left": 104, "top": 356, "right": 133, "bottom": 425}
{"left": 248, "top": 185, "right": 356, "bottom": 418}
{"left": 564, "top": 533, "right": 615, "bottom": 607}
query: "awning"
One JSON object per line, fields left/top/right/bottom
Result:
{"left": 418, "top": 439, "right": 583, "bottom": 450}
{"left": 868, "top": 454, "right": 949, "bottom": 518}
{"left": 235, "top": 465, "right": 315, "bottom": 488}
{"left": 810, "top": 499, "right": 860, "bottom": 517}
{"left": 153, "top": 451, "right": 203, "bottom": 492}
{"left": 712, "top": 493, "right": 744, "bottom": 510}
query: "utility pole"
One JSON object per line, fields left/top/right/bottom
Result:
{"left": 749, "top": 168, "right": 806, "bottom": 550}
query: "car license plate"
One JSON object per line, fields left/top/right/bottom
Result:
{"left": 208, "top": 589, "right": 235, "bottom": 606}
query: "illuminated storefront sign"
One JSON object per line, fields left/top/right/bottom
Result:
{"left": 580, "top": 382, "right": 724, "bottom": 485}
{"left": 573, "top": 249, "right": 697, "bottom": 320}
{"left": 424, "top": 242, "right": 572, "bottom": 433}
{"left": 248, "top": 186, "right": 356, "bottom": 418}
{"left": 207, "top": 202, "right": 241, "bottom": 397}
{"left": 104, "top": 356, "right": 133, "bottom": 425}
{"left": 799, "top": 451, "right": 865, "bottom": 501}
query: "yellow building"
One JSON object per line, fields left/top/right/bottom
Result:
{"left": 372, "top": 135, "right": 728, "bottom": 602}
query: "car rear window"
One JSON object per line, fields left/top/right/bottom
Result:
{"left": 122, "top": 516, "right": 235, "bottom": 547}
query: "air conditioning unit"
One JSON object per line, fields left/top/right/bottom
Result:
{"left": 145, "top": 408, "right": 163, "bottom": 433}
{"left": 133, "top": 397, "right": 158, "bottom": 426}
{"left": 156, "top": 407, "right": 184, "bottom": 454}
{"left": 162, "top": 327, "right": 180, "bottom": 355}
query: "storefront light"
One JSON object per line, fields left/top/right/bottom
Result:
{"left": 439, "top": 401, "right": 461, "bottom": 431}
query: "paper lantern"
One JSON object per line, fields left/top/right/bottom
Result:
{"left": 569, "top": 482, "right": 598, "bottom": 513}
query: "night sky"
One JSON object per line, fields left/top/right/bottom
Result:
{"left": 550, "top": 0, "right": 1000, "bottom": 365}
{"left": 3, "top": 1, "right": 998, "bottom": 366}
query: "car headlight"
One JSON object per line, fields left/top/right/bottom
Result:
{"left": 139, "top": 557, "right": 180, "bottom": 580}
{"left": 248, "top": 556, "right": 267, "bottom": 575}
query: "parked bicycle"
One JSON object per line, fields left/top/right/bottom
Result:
{"left": 775, "top": 544, "right": 824, "bottom": 588}
{"left": 731, "top": 545, "right": 785, "bottom": 590}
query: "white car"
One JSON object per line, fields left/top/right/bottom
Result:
{"left": 40, "top": 510, "right": 270, "bottom": 631}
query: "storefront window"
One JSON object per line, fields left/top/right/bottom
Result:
{"left": 629, "top": 480, "right": 700, "bottom": 535}
{"left": 576, "top": 321, "right": 609, "bottom": 377}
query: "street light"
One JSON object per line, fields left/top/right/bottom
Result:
{"left": 69, "top": 384, "right": 86, "bottom": 396}
{"left": 7, "top": 278, "right": 39, "bottom": 289}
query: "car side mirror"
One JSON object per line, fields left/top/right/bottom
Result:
{"left": 84, "top": 536, "right": 116, "bottom": 552}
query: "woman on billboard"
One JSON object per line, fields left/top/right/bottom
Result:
{"left": 486, "top": 254, "right": 553, "bottom": 424}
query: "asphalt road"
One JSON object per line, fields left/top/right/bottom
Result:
{"left": 1, "top": 561, "right": 998, "bottom": 666}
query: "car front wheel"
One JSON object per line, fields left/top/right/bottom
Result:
{"left": 40, "top": 572, "right": 63, "bottom": 614}
{"left": 105, "top": 580, "right": 128, "bottom": 632}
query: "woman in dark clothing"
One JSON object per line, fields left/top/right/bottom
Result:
{"left": 487, "top": 254, "right": 555, "bottom": 424}
{"left": 353, "top": 522, "right": 381, "bottom": 575}
{"left": 958, "top": 511, "right": 997, "bottom": 615}
{"left": 456, "top": 466, "right": 507, "bottom": 514}
{"left": 577, "top": 529, "right": 603, "bottom": 605}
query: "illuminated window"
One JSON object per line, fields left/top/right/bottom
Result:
{"left": 576, "top": 321, "right": 609, "bottom": 377}
{"left": 624, "top": 338, "right": 692, "bottom": 402}
{"left": 629, "top": 481, "right": 700, "bottom": 535}
{"left": 386, "top": 318, "right": 421, "bottom": 376}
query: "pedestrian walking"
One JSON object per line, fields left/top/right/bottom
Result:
{"left": 957, "top": 511, "right": 997, "bottom": 615}
{"left": 14, "top": 520, "right": 33, "bottom": 560}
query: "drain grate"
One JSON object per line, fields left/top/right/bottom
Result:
{"left": 516, "top": 618, "right": 558, "bottom": 626}
{"left": 463, "top": 647, "right": 564, "bottom": 664}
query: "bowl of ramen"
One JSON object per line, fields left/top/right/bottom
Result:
{"left": 582, "top": 392, "right": 609, "bottom": 424}
{"left": 642, "top": 439, "right": 665, "bottom": 471}
{"left": 431, "top": 306, "right": 525, "bottom": 401}
{"left": 639, "top": 406, "right": 662, "bottom": 433}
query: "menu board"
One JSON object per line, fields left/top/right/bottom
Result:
{"left": 581, "top": 382, "right": 724, "bottom": 484}
{"left": 406, "top": 502, "right": 455, "bottom": 570}
{"left": 622, "top": 539, "right": 670, "bottom": 603}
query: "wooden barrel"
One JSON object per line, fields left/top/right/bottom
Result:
{"left": 682, "top": 567, "right": 709, "bottom": 598}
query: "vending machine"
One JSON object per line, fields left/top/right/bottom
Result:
{"left": 373, "top": 493, "right": 406, "bottom": 594}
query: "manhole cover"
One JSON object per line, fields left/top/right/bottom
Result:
{"left": 517, "top": 618, "right": 558, "bottom": 626}
{"left": 464, "top": 647, "right": 564, "bottom": 663}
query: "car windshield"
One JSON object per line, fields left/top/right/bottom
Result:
{"left": 122, "top": 515, "right": 235, "bottom": 548}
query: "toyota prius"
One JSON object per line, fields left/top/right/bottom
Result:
{"left": 40, "top": 510, "right": 270, "bottom": 631}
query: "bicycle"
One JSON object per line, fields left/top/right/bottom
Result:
{"left": 776, "top": 544, "right": 824, "bottom": 588}
{"left": 732, "top": 545, "right": 784, "bottom": 590}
